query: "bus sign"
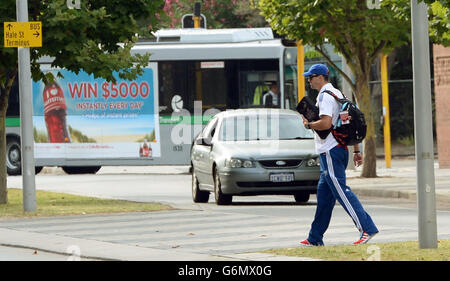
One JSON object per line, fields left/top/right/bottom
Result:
{"left": 4, "top": 21, "right": 42, "bottom": 48}
{"left": 32, "top": 63, "right": 161, "bottom": 160}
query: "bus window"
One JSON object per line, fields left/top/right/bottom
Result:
{"left": 5, "top": 77, "right": 20, "bottom": 117}
{"left": 159, "top": 61, "right": 233, "bottom": 118}
{"left": 284, "top": 65, "right": 298, "bottom": 110}
{"left": 237, "top": 59, "right": 279, "bottom": 109}
{"left": 197, "top": 62, "right": 228, "bottom": 112}
{"left": 159, "top": 61, "right": 190, "bottom": 116}
{"left": 239, "top": 71, "right": 279, "bottom": 108}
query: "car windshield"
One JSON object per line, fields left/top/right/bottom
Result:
{"left": 219, "top": 113, "right": 314, "bottom": 141}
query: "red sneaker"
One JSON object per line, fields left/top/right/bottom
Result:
{"left": 299, "top": 239, "right": 312, "bottom": 246}
{"left": 353, "top": 232, "right": 377, "bottom": 245}
{"left": 299, "top": 239, "right": 323, "bottom": 247}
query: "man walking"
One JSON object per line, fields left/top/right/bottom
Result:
{"left": 300, "top": 64, "right": 379, "bottom": 246}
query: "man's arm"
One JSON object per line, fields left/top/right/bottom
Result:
{"left": 301, "top": 114, "right": 332, "bottom": 131}
{"left": 353, "top": 145, "right": 363, "bottom": 167}
{"left": 301, "top": 114, "right": 363, "bottom": 167}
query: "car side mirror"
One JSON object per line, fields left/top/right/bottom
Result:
{"left": 196, "top": 137, "right": 212, "bottom": 146}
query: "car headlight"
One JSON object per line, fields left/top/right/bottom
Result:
{"left": 306, "top": 158, "right": 320, "bottom": 167}
{"left": 225, "top": 158, "right": 255, "bottom": 168}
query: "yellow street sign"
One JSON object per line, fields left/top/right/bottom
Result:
{"left": 4, "top": 21, "right": 42, "bottom": 48}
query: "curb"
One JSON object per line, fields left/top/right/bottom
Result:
{"left": 352, "top": 187, "right": 417, "bottom": 200}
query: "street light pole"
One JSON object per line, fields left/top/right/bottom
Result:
{"left": 16, "top": 0, "right": 37, "bottom": 212}
{"left": 410, "top": 0, "right": 438, "bottom": 249}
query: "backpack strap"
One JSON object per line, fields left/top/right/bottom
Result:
{"left": 322, "top": 90, "right": 347, "bottom": 102}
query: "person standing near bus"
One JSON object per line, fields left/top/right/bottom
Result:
{"left": 299, "top": 64, "right": 379, "bottom": 246}
{"left": 263, "top": 82, "right": 279, "bottom": 107}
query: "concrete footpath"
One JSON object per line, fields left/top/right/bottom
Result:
{"left": 1, "top": 158, "right": 449, "bottom": 261}
{"left": 347, "top": 158, "right": 450, "bottom": 204}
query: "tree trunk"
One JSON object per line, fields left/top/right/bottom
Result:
{"left": 0, "top": 114, "right": 8, "bottom": 204}
{"left": 355, "top": 71, "right": 377, "bottom": 178}
{"left": 0, "top": 74, "right": 16, "bottom": 204}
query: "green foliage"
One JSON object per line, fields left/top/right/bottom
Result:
{"left": 158, "top": 0, "right": 267, "bottom": 29}
{"left": 259, "top": 0, "right": 411, "bottom": 66}
{"left": 1, "top": 0, "right": 164, "bottom": 87}
{"left": 1, "top": 188, "right": 172, "bottom": 218}
{"left": 264, "top": 240, "right": 450, "bottom": 261}
{"left": 429, "top": 1, "right": 450, "bottom": 46}
{"left": 0, "top": 0, "right": 164, "bottom": 203}
{"left": 397, "top": 135, "right": 415, "bottom": 146}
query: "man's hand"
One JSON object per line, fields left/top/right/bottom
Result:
{"left": 301, "top": 115, "right": 309, "bottom": 129}
{"left": 353, "top": 152, "right": 363, "bottom": 167}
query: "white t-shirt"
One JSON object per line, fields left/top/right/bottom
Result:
{"left": 314, "top": 83, "right": 344, "bottom": 153}
{"left": 263, "top": 91, "right": 278, "bottom": 106}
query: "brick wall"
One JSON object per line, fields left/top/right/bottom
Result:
{"left": 433, "top": 44, "right": 450, "bottom": 168}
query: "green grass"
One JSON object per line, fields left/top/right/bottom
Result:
{"left": 0, "top": 188, "right": 173, "bottom": 218}
{"left": 264, "top": 240, "right": 450, "bottom": 261}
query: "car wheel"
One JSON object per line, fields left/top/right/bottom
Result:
{"left": 214, "top": 167, "right": 232, "bottom": 205}
{"left": 6, "top": 138, "right": 22, "bottom": 175}
{"left": 294, "top": 192, "right": 310, "bottom": 203}
{"left": 192, "top": 168, "right": 209, "bottom": 203}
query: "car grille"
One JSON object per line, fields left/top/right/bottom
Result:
{"left": 237, "top": 180, "right": 318, "bottom": 188}
{"left": 258, "top": 159, "right": 303, "bottom": 169}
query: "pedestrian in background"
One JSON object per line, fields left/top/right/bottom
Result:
{"left": 299, "top": 64, "right": 379, "bottom": 246}
{"left": 263, "top": 82, "right": 279, "bottom": 107}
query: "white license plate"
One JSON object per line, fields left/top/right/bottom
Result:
{"left": 270, "top": 173, "right": 294, "bottom": 182}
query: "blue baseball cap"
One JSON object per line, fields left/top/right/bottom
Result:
{"left": 303, "top": 64, "right": 329, "bottom": 77}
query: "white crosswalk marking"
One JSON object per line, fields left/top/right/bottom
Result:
{"left": 0, "top": 209, "right": 406, "bottom": 255}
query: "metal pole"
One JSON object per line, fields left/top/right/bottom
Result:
{"left": 380, "top": 54, "right": 392, "bottom": 168}
{"left": 17, "top": 0, "right": 37, "bottom": 212}
{"left": 342, "top": 56, "right": 356, "bottom": 170}
{"left": 411, "top": 0, "right": 437, "bottom": 249}
{"left": 296, "top": 41, "right": 305, "bottom": 102}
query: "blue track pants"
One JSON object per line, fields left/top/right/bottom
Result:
{"left": 307, "top": 145, "right": 379, "bottom": 245}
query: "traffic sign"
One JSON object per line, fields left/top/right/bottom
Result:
{"left": 3, "top": 21, "right": 42, "bottom": 48}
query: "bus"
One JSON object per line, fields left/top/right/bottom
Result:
{"left": 5, "top": 27, "right": 342, "bottom": 175}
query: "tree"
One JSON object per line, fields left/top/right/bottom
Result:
{"left": 0, "top": 0, "right": 164, "bottom": 204}
{"left": 259, "top": 0, "right": 442, "bottom": 178}
{"left": 158, "top": 0, "right": 267, "bottom": 29}
{"left": 428, "top": 1, "right": 450, "bottom": 46}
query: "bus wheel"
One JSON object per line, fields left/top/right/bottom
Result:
{"left": 62, "top": 166, "right": 102, "bottom": 174}
{"left": 6, "top": 138, "right": 22, "bottom": 175}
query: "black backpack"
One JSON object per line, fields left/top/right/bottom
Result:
{"left": 323, "top": 90, "right": 367, "bottom": 146}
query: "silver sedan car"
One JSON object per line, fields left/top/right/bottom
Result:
{"left": 191, "top": 108, "right": 320, "bottom": 205}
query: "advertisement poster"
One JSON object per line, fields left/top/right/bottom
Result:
{"left": 32, "top": 63, "right": 160, "bottom": 159}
